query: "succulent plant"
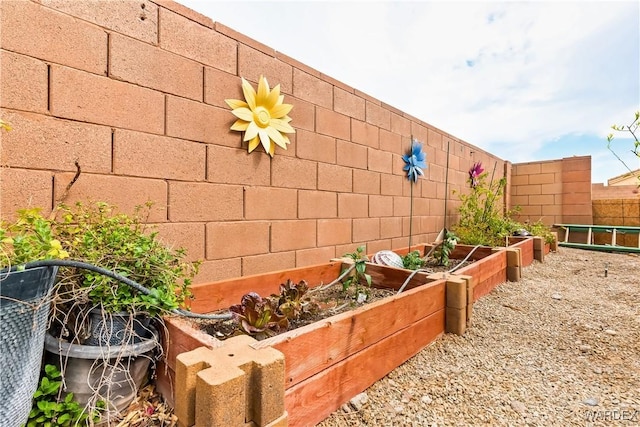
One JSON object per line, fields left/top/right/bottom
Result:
{"left": 229, "top": 292, "right": 289, "bottom": 340}
{"left": 275, "top": 279, "right": 309, "bottom": 320}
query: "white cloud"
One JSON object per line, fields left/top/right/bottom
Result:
{"left": 180, "top": 0, "right": 639, "bottom": 182}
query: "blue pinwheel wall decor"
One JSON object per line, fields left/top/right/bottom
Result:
{"left": 403, "top": 140, "right": 427, "bottom": 182}
{"left": 403, "top": 138, "right": 427, "bottom": 249}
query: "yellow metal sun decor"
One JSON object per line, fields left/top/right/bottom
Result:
{"left": 225, "top": 76, "right": 295, "bottom": 157}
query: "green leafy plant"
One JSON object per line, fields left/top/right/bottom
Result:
{"left": 606, "top": 111, "right": 640, "bottom": 186}
{"left": 25, "top": 364, "right": 101, "bottom": 427}
{"left": 401, "top": 250, "right": 425, "bottom": 270}
{"left": 341, "top": 246, "right": 372, "bottom": 300}
{"left": 523, "top": 219, "right": 555, "bottom": 245}
{"left": 453, "top": 163, "right": 520, "bottom": 247}
{"left": 434, "top": 231, "right": 460, "bottom": 267}
{"left": 0, "top": 208, "right": 69, "bottom": 270}
{"left": 229, "top": 292, "right": 289, "bottom": 340}
{"left": 274, "top": 279, "right": 309, "bottom": 320}
{"left": 53, "top": 202, "right": 198, "bottom": 316}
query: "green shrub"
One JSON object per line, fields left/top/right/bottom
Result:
{"left": 524, "top": 220, "right": 555, "bottom": 245}
{"left": 53, "top": 202, "right": 198, "bottom": 316}
{"left": 453, "top": 164, "right": 520, "bottom": 247}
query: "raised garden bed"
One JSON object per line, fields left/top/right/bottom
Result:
{"left": 156, "top": 244, "right": 518, "bottom": 426}
{"left": 158, "top": 260, "right": 445, "bottom": 426}
{"left": 387, "top": 243, "right": 509, "bottom": 301}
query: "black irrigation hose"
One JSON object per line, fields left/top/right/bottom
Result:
{"left": 14, "top": 259, "right": 232, "bottom": 320}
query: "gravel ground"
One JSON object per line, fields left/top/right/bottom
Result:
{"left": 317, "top": 247, "right": 640, "bottom": 427}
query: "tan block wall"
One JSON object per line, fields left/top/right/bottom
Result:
{"left": 510, "top": 156, "right": 592, "bottom": 226}
{"left": 592, "top": 183, "right": 640, "bottom": 200}
{"left": 0, "top": 0, "right": 506, "bottom": 283}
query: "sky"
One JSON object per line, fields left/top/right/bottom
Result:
{"left": 179, "top": 0, "right": 640, "bottom": 184}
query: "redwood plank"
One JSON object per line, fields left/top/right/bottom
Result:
{"left": 365, "top": 263, "right": 436, "bottom": 291}
{"left": 472, "top": 269, "right": 508, "bottom": 300}
{"left": 455, "top": 251, "right": 506, "bottom": 284}
{"left": 253, "top": 280, "right": 445, "bottom": 387}
{"left": 189, "top": 262, "right": 343, "bottom": 312}
{"left": 508, "top": 237, "right": 534, "bottom": 267}
{"left": 284, "top": 309, "right": 445, "bottom": 427}
{"left": 155, "top": 361, "right": 175, "bottom": 408}
{"left": 381, "top": 243, "right": 428, "bottom": 257}
{"left": 162, "top": 317, "right": 222, "bottom": 370}
{"left": 455, "top": 250, "right": 507, "bottom": 301}
{"left": 422, "top": 243, "right": 495, "bottom": 260}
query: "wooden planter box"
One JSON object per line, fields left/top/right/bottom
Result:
{"left": 386, "top": 243, "right": 509, "bottom": 302}
{"left": 158, "top": 261, "right": 446, "bottom": 427}
{"left": 507, "top": 236, "right": 535, "bottom": 267}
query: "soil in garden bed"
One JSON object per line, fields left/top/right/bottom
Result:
{"left": 194, "top": 284, "right": 396, "bottom": 341}
{"left": 193, "top": 258, "right": 466, "bottom": 341}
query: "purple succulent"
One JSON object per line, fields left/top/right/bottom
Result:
{"left": 469, "top": 162, "right": 484, "bottom": 188}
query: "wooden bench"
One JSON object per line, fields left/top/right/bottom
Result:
{"left": 553, "top": 224, "right": 640, "bottom": 253}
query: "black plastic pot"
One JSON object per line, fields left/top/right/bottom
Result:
{"left": 0, "top": 266, "right": 58, "bottom": 427}
{"left": 84, "top": 308, "right": 152, "bottom": 346}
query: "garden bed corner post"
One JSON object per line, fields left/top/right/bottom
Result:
{"left": 533, "top": 236, "right": 546, "bottom": 262}
{"left": 443, "top": 276, "right": 474, "bottom": 335}
{"left": 505, "top": 247, "right": 522, "bottom": 282}
{"left": 174, "top": 335, "right": 287, "bottom": 427}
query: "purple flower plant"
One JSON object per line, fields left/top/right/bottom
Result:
{"left": 469, "top": 161, "right": 484, "bottom": 188}
{"left": 402, "top": 141, "right": 427, "bottom": 182}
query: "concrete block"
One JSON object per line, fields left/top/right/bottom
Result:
{"left": 245, "top": 411, "right": 289, "bottom": 427}
{"left": 174, "top": 335, "right": 286, "bottom": 427}
{"left": 533, "top": 236, "right": 544, "bottom": 251}
{"left": 196, "top": 363, "right": 246, "bottom": 427}
{"left": 505, "top": 248, "right": 521, "bottom": 267}
{"left": 212, "top": 335, "right": 286, "bottom": 426}
{"left": 446, "top": 307, "right": 466, "bottom": 335}
{"left": 507, "top": 265, "right": 522, "bottom": 282}
{"left": 454, "top": 274, "right": 475, "bottom": 303}
{"left": 445, "top": 277, "right": 467, "bottom": 309}
{"left": 534, "top": 249, "right": 544, "bottom": 262}
{"left": 175, "top": 347, "right": 214, "bottom": 427}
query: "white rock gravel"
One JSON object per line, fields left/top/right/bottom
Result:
{"left": 317, "top": 248, "right": 640, "bottom": 426}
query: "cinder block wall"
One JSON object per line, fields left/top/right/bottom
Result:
{"left": 592, "top": 183, "right": 640, "bottom": 200}
{"left": 0, "top": 0, "right": 505, "bottom": 283}
{"left": 510, "top": 156, "right": 592, "bottom": 226}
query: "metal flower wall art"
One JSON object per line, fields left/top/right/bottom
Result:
{"left": 403, "top": 138, "right": 427, "bottom": 249}
{"left": 225, "top": 75, "right": 295, "bottom": 157}
{"left": 469, "top": 161, "right": 485, "bottom": 188}
{"left": 403, "top": 140, "right": 427, "bottom": 182}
